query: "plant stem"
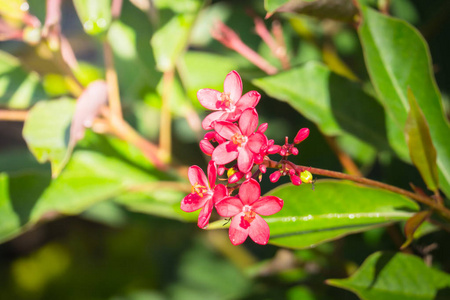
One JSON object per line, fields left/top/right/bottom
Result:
{"left": 0, "top": 110, "right": 28, "bottom": 121}
{"left": 159, "top": 69, "right": 174, "bottom": 163}
{"left": 263, "top": 158, "right": 450, "bottom": 220}
{"left": 103, "top": 40, "right": 123, "bottom": 122}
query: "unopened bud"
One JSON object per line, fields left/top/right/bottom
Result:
{"left": 257, "top": 122, "right": 268, "bottom": 133}
{"left": 254, "top": 154, "right": 263, "bottom": 164}
{"left": 268, "top": 145, "right": 281, "bottom": 154}
{"left": 218, "top": 165, "right": 226, "bottom": 176}
{"left": 204, "top": 131, "right": 215, "bottom": 140}
{"left": 290, "top": 147, "right": 299, "bottom": 155}
{"left": 199, "top": 140, "right": 214, "bottom": 155}
{"left": 294, "top": 128, "right": 310, "bottom": 144}
{"left": 300, "top": 170, "right": 313, "bottom": 183}
{"left": 229, "top": 171, "right": 244, "bottom": 183}
{"left": 259, "top": 164, "right": 267, "bottom": 173}
{"left": 270, "top": 171, "right": 281, "bottom": 183}
{"left": 280, "top": 149, "right": 287, "bottom": 156}
{"left": 290, "top": 174, "right": 302, "bottom": 186}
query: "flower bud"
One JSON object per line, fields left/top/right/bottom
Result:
{"left": 259, "top": 164, "right": 267, "bottom": 173}
{"left": 257, "top": 122, "right": 268, "bottom": 133}
{"left": 270, "top": 171, "right": 281, "bottom": 183}
{"left": 300, "top": 170, "right": 313, "bottom": 183}
{"left": 280, "top": 149, "right": 287, "bottom": 156}
{"left": 290, "top": 147, "right": 299, "bottom": 155}
{"left": 229, "top": 171, "right": 244, "bottom": 183}
{"left": 268, "top": 145, "right": 281, "bottom": 154}
{"left": 290, "top": 174, "right": 302, "bottom": 186}
{"left": 294, "top": 128, "right": 310, "bottom": 144}
{"left": 217, "top": 165, "right": 226, "bottom": 176}
{"left": 199, "top": 140, "right": 214, "bottom": 155}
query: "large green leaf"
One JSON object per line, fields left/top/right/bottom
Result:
{"left": 253, "top": 62, "right": 389, "bottom": 151}
{"left": 29, "top": 150, "right": 156, "bottom": 222}
{"left": 0, "top": 174, "right": 21, "bottom": 242}
{"left": 327, "top": 251, "right": 450, "bottom": 300}
{"left": 405, "top": 89, "right": 439, "bottom": 191}
{"left": 264, "top": 180, "right": 419, "bottom": 249}
{"left": 0, "top": 50, "right": 46, "bottom": 109}
{"left": 358, "top": 6, "right": 450, "bottom": 197}
{"left": 22, "top": 98, "right": 75, "bottom": 177}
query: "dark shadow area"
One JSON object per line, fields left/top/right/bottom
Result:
{"left": 328, "top": 73, "right": 390, "bottom": 152}
{"left": 369, "top": 252, "right": 395, "bottom": 289}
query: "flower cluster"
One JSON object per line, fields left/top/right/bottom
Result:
{"left": 181, "top": 71, "right": 311, "bottom": 246}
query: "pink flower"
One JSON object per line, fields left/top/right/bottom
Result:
{"left": 181, "top": 161, "right": 228, "bottom": 229}
{"left": 197, "top": 71, "right": 261, "bottom": 130}
{"left": 215, "top": 179, "right": 283, "bottom": 245}
{"left": 212, "top": 108, "right": 267, "bottom": 173}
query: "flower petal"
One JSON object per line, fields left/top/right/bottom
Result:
{"left": 248, "top": 215, "right": 270, "bottom": 245}
{"left": 213, "top": 184, "right": 228, "bottom": 205}
{"left": 239, "top": 178, "right": 261, "bottom": 205}
{"left": 239, "top": 108, "right": 258, "bottom": 136}
{"left": 235, "top": 90, "right": 260, "bottom": 110}
{"left": 181, "top": 193, "right": 209, "bottom": 212}
{"left": 207, "top": 161, "right": 217, "bottom": 188}
{"left": 199, "top": 139, "right": 214, "bottom": 156}
{"left": 198, "top": 199, "right": 214, "bottom": 228}
{"left": 214, "top": 121, "right": 240, "bottom": 140}
{"left": 197, "top": 89, "right": 221, "bottom": 110}
{"left": 247, "top": 132, "right": 267, "bottom": 154}
{"left": 215, "top": 196, "right": 243, "bottom": 217}
{"left": 223, "top": 70, "right": 242, "bottom": 104}
{"left": 188, "top": 165, "right": 208, "bottom": 188}
{"left": 212, "top": 142, "right": 239, "bottom": 165}
{"left": 229, "top": 212, "right": 249, "bottom": 245}
{"left": 202, "top": 111, "right": 227, "bottom": 130}
{"left": 252, "top": 196, "right": 283, "bottom": 215}
{"left": 237, "top": 147, "right": 253, "bottom": 173}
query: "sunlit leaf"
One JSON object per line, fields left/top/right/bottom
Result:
{"left": 73, "top": 0, "right": 112, "bottom": 35}
{"left": 327, "top": 251, "right": 450, "bottom": 300}
{"left": 253, "top": 62, "right": 389, "bottom": 151}
{"left": 405, "top": 89, "right": 439, "bottom": 191}
{"left": 22, "top": 98, "right": 75, "bottom": 177}
{"left": 264, "top": 180, "right": 419, "bottom": 249}
{"left": 358, "top": 6, "right": 450, "bottom": 197}
{"left": 0, "top": 174, "right": 21, "bottom": 242}
{"left": 0, "top": 50, "right": 46, "bottom": 109}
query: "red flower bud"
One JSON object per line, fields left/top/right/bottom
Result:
{"left": 294, "top": 128, "right": 310, "bottom": 144}
{"left": 199, "top": 140, "right": 214, "bottom": 155}
{"left": 290, "top": 147, "right": 299, "bottom": 155}
{"left": 257, "top": 122, "right": 268, "bottom": 133}
{"left": 270, "top": 171, "right": 281, "bottom": 183}
{"left": 268, "top": 145, "right": 281, "bottom": 154}
{"left": 259, "top": 164, "right": 267, "bottom": 173}
{"left": 290, "top": 174, "right": 302, "bottom": 186}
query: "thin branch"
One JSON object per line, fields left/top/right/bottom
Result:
{"left": 159, "top": 69, "right": 174, "bottom": 163}
{"left": 103, "top": 40, "right": 123, "bottom": 121}
{"left": 211, "top": 21, "right": 278, "bottom": 75}
{"left": 263, "top": 158, "right": 450, "bottom": 220}
{"left": 0, "top": 110, "right": 28, "bottom": 121}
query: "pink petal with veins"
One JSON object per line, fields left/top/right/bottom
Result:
{"left": 235, "top": 91, "right": 260, "bottom": 110}
{"left": 207, "top": 161, "right": 217, "bottom": 188}
{"left": 213, "top": 184, "right": 228, "bottom": 205}
{"left": 252, "top": 196, "right": 283, "bottom": 215}
{"left": 212, "top": 142, "right": 239, "bottom": 165}
{"left": 239, "top": 108, "right": 259, "bottom": 136}
{"left": 248, "top": 215, "right": 270, "bottom": 245}
{"left": 239, "top": 179, "right": 261, "bottom": 205}
{"left": 202, "top": 110, "right": 227, "bottom": 130}
{"left": 214, "top": 121, "right": 241, "bottom": 140}
{"left": 198, "top": 199, "right": 214, "bottom": 228}
{"left": 247, "top": 132, "right": 267, "bottom": 154}
{"left": 223, "top": 70, "right": 242, "bottom": 104}
{"left": 229, "top": 212, "right": 249, "bottom": 245}
{"left": 197, "top": 88, "right": 221, "bottom": 110}
{"left": 181, "top": 193, "right": 210, "bottom": 212}
{"left": 215, "top": 196, "right": 243, "bottom": 217}
{"left": 188, "top": 165, "right": 209, "bottom": 188}
{"left": 199, "top": 140, "right": 214, "bottom": 155}
{"left": 237, "top": 147, "right": 253, "bottom": 173}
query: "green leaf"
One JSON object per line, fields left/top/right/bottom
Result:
{"left": 29, "top": 150, "right": 157, "bottom": 222}
{"left": 22, "top": 98, "right": 76, "bottom": 177}
{"left": 73, "top": 0, "right": 112, "bottom": 35}
{"left": 400, "top": 210, "right": 431, "bottom": 250}
{"left": 405, "top": 89, "right": 439, "bottom": 191}
{"left": 151, "top": 13, "right": 197, "bottom": 72}
{"left": 179, "top": 51, "right": 239, "bottom": 107}
{"left": 327, "top": 251, "right": 450, "bottom": 300}
{"left": 264, "top": 180, "right": 419, "bottom": 249}
{"left": 0, "top": 174, "right": 21, "bottom": 242}
{"left": 253, "top": 62, "right": 389, "bottom": 151}
{"left": 0, "top": 50, "right": 46, "bottom": 109}
{"left": 358, "top": 6, "right": 450, "bottom": 197}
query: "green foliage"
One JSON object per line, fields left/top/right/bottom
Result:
{"left": 265, "top": 180, "right": 418, "bottom": 249}
{"left": 327, "top": 251, "right": 450, "bottom": 300}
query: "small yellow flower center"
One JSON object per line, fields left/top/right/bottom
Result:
{"left": 220, "top": 92, "right": 232, "bottom": 108}
{"left": 191, "top": 183, "right": 208, "bottom": 197}
{"left": 243, "top": 210, "right": 256, "bottom": 224}
{"left": 231, "top": 133, "right": 247, "bottom": 147}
